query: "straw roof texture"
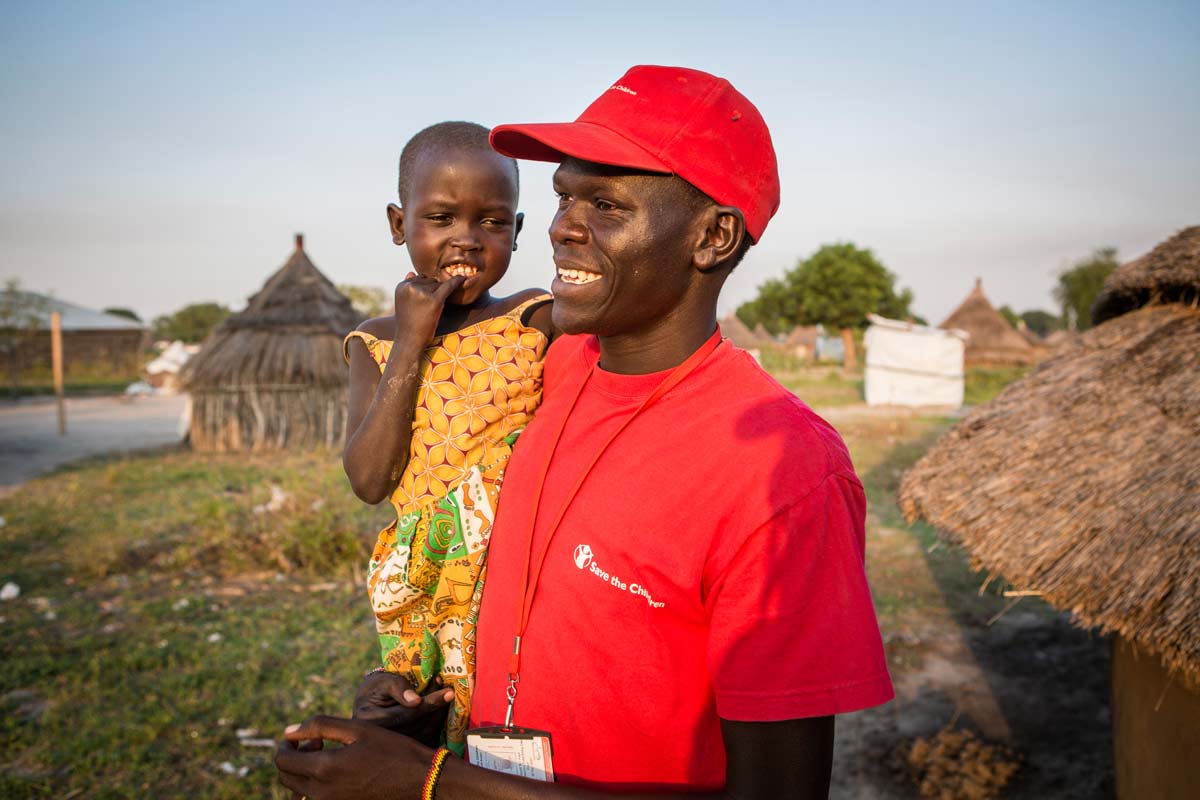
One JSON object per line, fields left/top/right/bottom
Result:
{"left": 720, "top": 314, "right": 764, "bottom": 350}
{"left": 939, "top": 279, "right": 1038, "bottom": 366}
{"left": 1092, "top": 226, "right": 1200, "bottom": 325}
{"left": 784, "top": 325, "right": 819, "bottom": 350}
{"left": 900, "top": 234, "right": 1200, "bottom": 689}
{"left": 184, "top": 235, "right": 363, "bottom": 390}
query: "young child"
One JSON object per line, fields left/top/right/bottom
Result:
{"left": 342, "top": 121, "right": 553, "bottom": 754}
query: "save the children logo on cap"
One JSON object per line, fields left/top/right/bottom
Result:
{"left": 570, "top": 544, "right": 664, "bottom": 609}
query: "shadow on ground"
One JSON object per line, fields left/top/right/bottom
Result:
{"left": 830, "top": 417, "right": 1113, "bottom": 799}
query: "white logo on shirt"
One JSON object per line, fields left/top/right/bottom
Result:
{"left": 609, "top": 84, "right": 637, "bottom": 96}
{"left": 570, "top": 544, "right": 664, "bottom": 609}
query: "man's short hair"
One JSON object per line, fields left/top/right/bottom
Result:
{"left": 397, "top": 121, "right": 520, "bottom": 206}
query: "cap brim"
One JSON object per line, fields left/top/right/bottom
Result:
{"left": 490, "top": 121, "right": 671, "bottom": 173}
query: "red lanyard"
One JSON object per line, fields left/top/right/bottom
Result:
{"left": 502, "top": 327, "right": 723, "bottom": 726}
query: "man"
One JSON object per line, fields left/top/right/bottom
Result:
{"left": 277, "top": 65, "right": 892, "bottom": 799}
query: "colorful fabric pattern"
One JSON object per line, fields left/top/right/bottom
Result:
{"left": 343, "top": 294, "right": 549, "bottom": 753}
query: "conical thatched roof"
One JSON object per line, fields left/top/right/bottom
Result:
{"left": 184, "top": 234, "right": 363, "bottom": 389}
{"left": 784, "top": 325, "right": 819, "bottom": 349}
{"left": 939, "top": 279, "right": 1038, "bottom": 366}
{"left": 1092, "top": 226, "right": 1200, "bottom": 325}
{"left": 900, "top": 229, "right": 1200, "bottom": 690}
{"left": 720, "top": 314, "right": 764, "bottom": 350}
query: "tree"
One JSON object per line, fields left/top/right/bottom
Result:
{"left": 103, "top": 307, "right": 142, "bottom": 323}
{"left": 737, "top": 242, "right": 913, "bottom": 369}
{"left": 1054, "top": 248, "right": 1118, "bottom": 331}
{"left": 1020, "top": 309, "right": 1063, "bottom": 337}
{"left": 338, "top": 284, "right": 389, "bottom": 318}
{"left": 153, "top": 302, "right": 231, "bottom": 343}
{"left": 0, "top": 279, "right": 49, "bottom": 393}
{"left": 998, "top": 305, "right": 1020, "bottom": 328}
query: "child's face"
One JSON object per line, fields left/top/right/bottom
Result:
{"left": 390, "top": 149, "right": 522, "bottom": 306}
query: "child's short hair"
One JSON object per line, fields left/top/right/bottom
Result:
{"left": 397, "top": 121, "right": 520, "bottom": 206}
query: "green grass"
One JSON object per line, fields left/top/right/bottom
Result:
{"left": 1, "top": 378, "right": 141, "bottom": 399}
{"left": 0, "top": 400, "right": 1031, "bottom": 796}
{"left": 774, "top": 366, "right": 864, "bottom": 408}
{"left": 0, "top": 449, "right": 388, "bottom": 798}
{"left": 963, "top": 365, "right": 1030, "bottom": 406}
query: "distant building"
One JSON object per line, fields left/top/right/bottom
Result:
{"left": 0, "top": 291, "right": 146, "bottom": 382}
{"left": 783, "top": 325, "right": 819, "bottom": 362}
{"left": 814, "top": 325, "right": 845, "bottom": 363}
{"left": 145, "top": 340, "right": 200, "bottom": 391}
{"left": 864, "top": 314, "right": 965, "bottom": 408}
{"left": 719, "top": 314, "right": 765, "bottom": 362}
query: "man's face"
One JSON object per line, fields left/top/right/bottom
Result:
{"left": 549, "top": 158, "right": 703, "bottom": 337}
{"left": 395, "top": 149, "right": 521, "bottom": 306}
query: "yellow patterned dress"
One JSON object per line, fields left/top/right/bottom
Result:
{"left": 342, "top": 294, "right": 550, "bottom": 754}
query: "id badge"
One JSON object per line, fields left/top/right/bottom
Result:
{"left": 466, "top": 726, "right": 555, "bottom": 783}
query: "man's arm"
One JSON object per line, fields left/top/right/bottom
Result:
{"left": 275, "top": 714, "right": 834, "bottom": 800}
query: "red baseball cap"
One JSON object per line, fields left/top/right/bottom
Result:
{"left": 490, "top": 65, "right": 780, "bottom": 242}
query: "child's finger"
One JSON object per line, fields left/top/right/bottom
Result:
{"left": 383, "top": 679, "right": 422, "bottom": 708}
{"left": 433, "top": 274, "right": 467, "bottom": 300}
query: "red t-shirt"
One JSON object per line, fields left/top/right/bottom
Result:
{"left": 471, "top": 334, "right": 893, "bottom": 790}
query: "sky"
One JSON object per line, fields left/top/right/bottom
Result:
{"left": 2, "top": 1, "right": 1198, "bottom": 326}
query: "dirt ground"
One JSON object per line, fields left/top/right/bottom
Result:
{"left": 824, "top": 407, "right": 1113, "bottom": 800}
{"left": 0, "top": 393, "right": 187, "bottom": 494}
{"left": 832, "top": 588, "right": 1112, "bottom": 799}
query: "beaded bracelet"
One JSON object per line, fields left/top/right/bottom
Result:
{"left": 363, "top": 665, "right": 388, "bottom": 679}
{"left": 421, "top": 747, "right": 451, "bottom": 800}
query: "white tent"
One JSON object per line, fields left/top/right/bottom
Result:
{"left": 864, "top": 314, "right": 966, "bottom": 408}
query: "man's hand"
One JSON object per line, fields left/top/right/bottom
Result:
{"left": 352, "top": 670, "right": 454, "bottom": 746}
{"left": 394, "top": 272, "right": 465, "bottom": 346}
{"left": 276, "top": 715, "right": 430, "bottom": 800}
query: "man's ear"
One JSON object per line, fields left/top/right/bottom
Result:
{"left": 693, "top": 206, "right": 746, "bottom": 273}
{"left": 513, "top": 211, "right": 525, "bottom": 251}
{"left": 386, "top": 203, "right": 406, "bottom": 246}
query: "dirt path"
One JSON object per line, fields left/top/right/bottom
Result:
{"left": 0, "top": 394, "right": 187, "bottom": 494}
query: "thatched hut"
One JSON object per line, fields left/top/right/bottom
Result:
{"left": 899, "top": 226, "right": 1200, "bottom": 799}
{"left": 720, "top": 313, "right": 765, "bottom": 353}
{"left": 939, "top": 278, "right": 1038, "bottom": 366}
{"left": 183, "top": 234, "right": 363, "bottom": 451}
{"left": 783, "top": 325, "right": 818, "bottom": 362}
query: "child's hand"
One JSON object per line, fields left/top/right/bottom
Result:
{"left": 393, "top": 273, "right": 466, "bottom": 346}
{"left": 352, "top": 670, "right": 454, "bottom": 745}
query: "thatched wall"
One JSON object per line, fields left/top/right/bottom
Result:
{"left": 190, "top": 384, "right": 348, "bottom": 452}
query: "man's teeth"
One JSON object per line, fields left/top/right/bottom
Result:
{"left": 443, "top": 265, "right": 478, "bottom": 277}
{"left": 558, "top": 268, "right": 601, "bottom": 285}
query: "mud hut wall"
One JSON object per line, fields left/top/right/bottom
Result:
{"left": 0, "top": 328, "right": 146, "bottom": 379}
{"left": 1111, "top": 636, "right": 1200, "bottom": 800}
